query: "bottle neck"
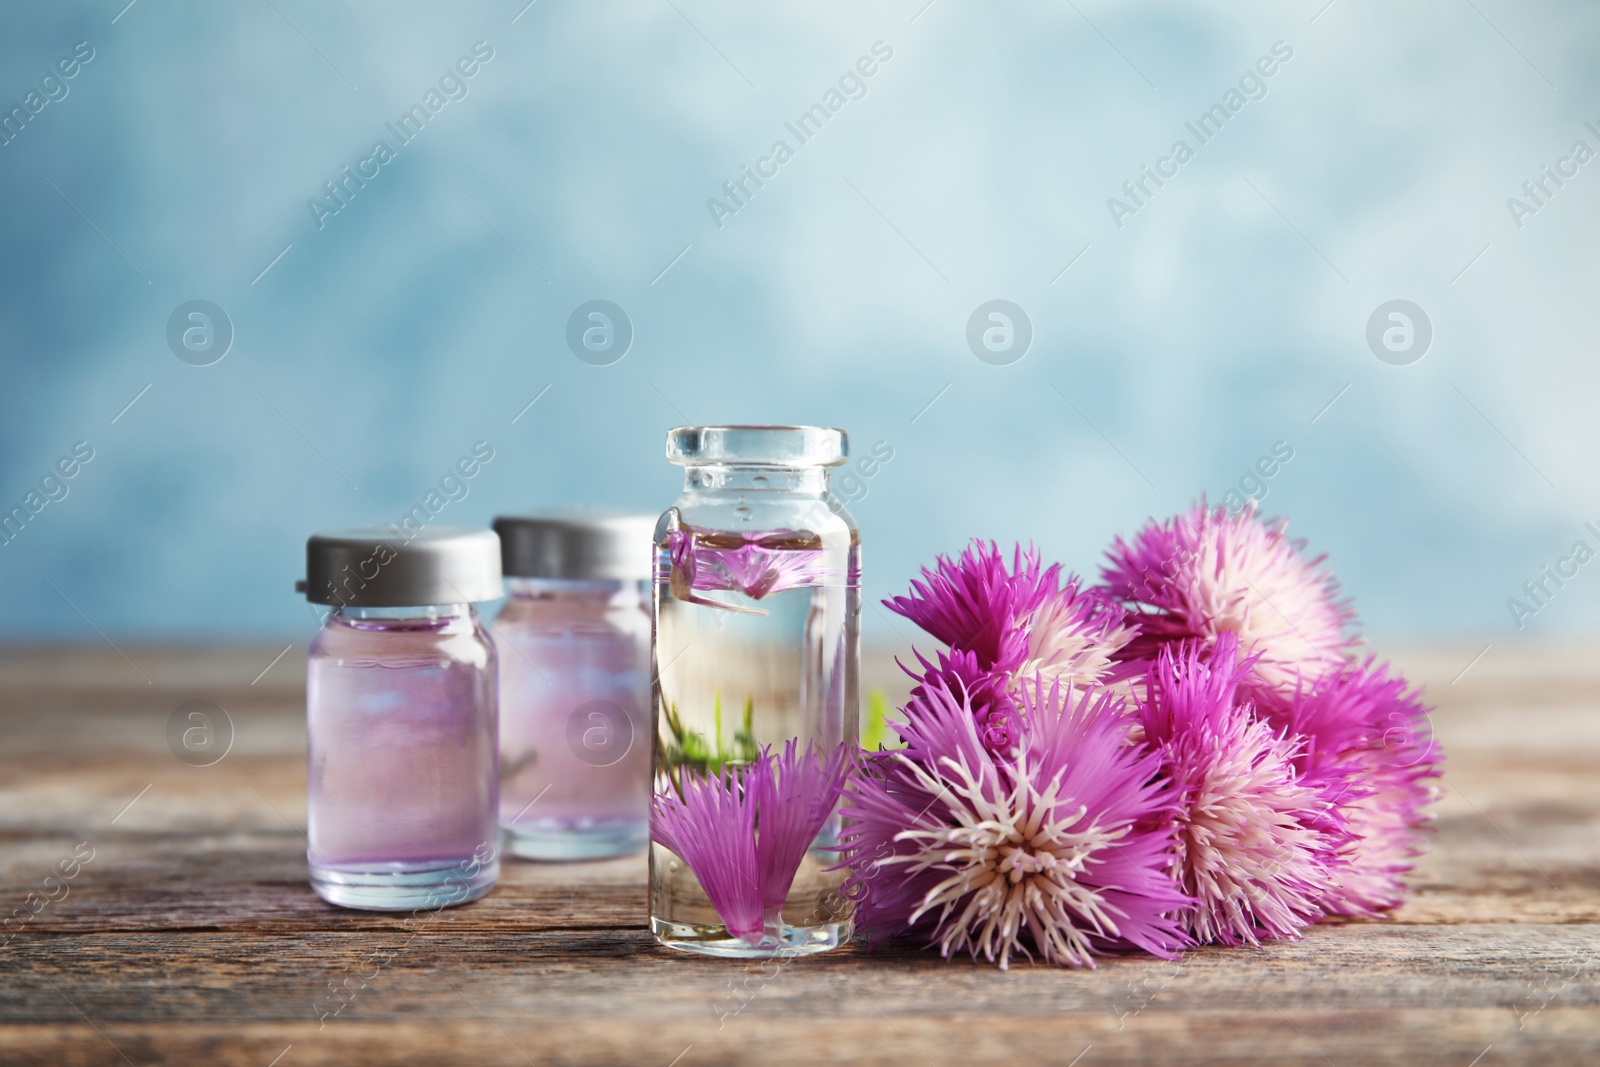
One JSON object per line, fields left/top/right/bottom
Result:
{"left": 682, "top": 465, "right": 829, "bottom": 494}
{"left": 331, "top": 603, "right": 477, "bottom": 632}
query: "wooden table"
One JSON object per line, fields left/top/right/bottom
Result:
{"left": 1, "top": 643, "right": 1596, "bottom": 1066}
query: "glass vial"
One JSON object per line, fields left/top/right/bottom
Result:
{"left": 650, "top": 426, "right": 860, "bottom": 958}
{"left": 491, "top": 509, "right": 655, "bottom": 860}
{"left": 300, "top": 526, "right": 503, "bottom": 911}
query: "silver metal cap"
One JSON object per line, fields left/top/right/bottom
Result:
{"left": 493, "top": 508, "right": 655, "bottom": 581}
{"left": 300, "top": 526, "right": 503, "bottom": 607}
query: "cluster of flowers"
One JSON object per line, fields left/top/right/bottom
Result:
{"left": 840, "top": 504, "right": 1441, "bottom": 969}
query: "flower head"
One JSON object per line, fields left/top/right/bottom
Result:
{"left": 752, "top": 740, "right": 855, "bottom": 921}
{"left": 888, "top": 541, "right": 1137, "bottom": 752}
{"left": 903, "top": 646, "right": 1021, "bottom": 755}
{"left": 665, "top": 526, "right": 829, "bottom": 614}
{"left": 1102, "top": 503, "right": 1355, "bottom": 714}
{"left": 840, "top": 676, "right": 1189, "bottom": 969}
{"left": 1135, "top": 634, "right": 1349, "bottom": 945}
{"left": 1276, "top": 660, "right": 1441, "bottom": 916}
{"left": 886, "top": 541, "right": 1059, "bottom": 674}
{"left": 652, "top": 740, "right": 853, "bottom": 943}
{"left": 1017, "top": 580, "right": 1138, "bottom": 692}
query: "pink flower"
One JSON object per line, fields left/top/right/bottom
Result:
{"left": 903, "top": 646, "right": 1021, "bottom": 755}
{"left": 652, "top": 741, "right": 853, "bottom": 944}
{"left": 1102, "top": 503, "right": 1355, "bottom": 715}
{"left": 885, "top": 541, "right": 1059, "bottom": 674}
{"left": 1135, "top": 634, "right": 1350, "bottom": 945}
{"left": 652, "top": 756, "right": 761, "bottom": 941}
{"left": 666, "top": 527, "right": 828, "bottom": 607}
{"left": 1275, "top": 661, "right": 1442, "bottom": 916}
{"left": 888, "top": 540, "right": 1137, "bottom": 754}
{"left": 840, "top": 676, "right": 1190, "bottom": 969}
{"left": 1017, "top": 580, "right": 1139, "bottom": 693}
{"left": 752, "top": 740, "right": 856, "bottom": 922}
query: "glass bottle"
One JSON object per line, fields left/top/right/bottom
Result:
{"left": 491, "top": 509, "right": 654, "bottom": 860}
{"left": 300, "top": 526, "right": 502, "bottom": 911}
{"left": 650, "top": 426, "right": 860, "bottom": 958}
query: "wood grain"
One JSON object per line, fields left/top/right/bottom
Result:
{"left": 0, "top": 642, "right": 1596, "bottom": 1066}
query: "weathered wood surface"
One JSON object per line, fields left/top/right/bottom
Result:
{"left": 0, "top": 642, "right": 1596, "bottom": 1066}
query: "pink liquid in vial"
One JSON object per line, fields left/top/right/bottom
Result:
{"left": 495, "top": 578, "right": 651, "bottom": 859}
{"left": 307, "top": 606, "right": 499, "bottom": 909}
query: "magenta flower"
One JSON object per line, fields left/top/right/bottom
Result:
{"left": 887, "top": 540, "right": 1137, "bottom": 752}
{"left": 1102, "top": 503, "right": 1355, "bottom": 715}
{"left": 1275, "top": 661, "right": 1442, "bottom": 916}
{"left": 651, "top": 755, "right": 761, "bottom": 941}
{"left": 1135, "top": 634, "right": 1350, "bottom": 946}
{"left": 903, "top": 645, "right": 1021, "bottom": 755}
{"left": 652, "top": 740, "right": 852, "bottom": 944}
{"left": 885, "top": 541, "right": 1059, "bottom": 674}
{"left": 840, "top": 676, "right": 1190, "bottom": 969}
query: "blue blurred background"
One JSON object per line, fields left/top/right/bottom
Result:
{"left": 1, "top": 0, "right": 1596, "bottom": 647}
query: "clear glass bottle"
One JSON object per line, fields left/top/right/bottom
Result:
{"left": 300, "top": 526, "right": 503, "bottom": 911}
{"left": 650, "top": 426, "right": 860, "bottom": 958}
{"left": 491, "top": 509, "right": 654, "bottom": 860}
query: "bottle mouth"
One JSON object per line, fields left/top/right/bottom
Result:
{"left": 666, "top": 426, "right": 848, "bottom": 469}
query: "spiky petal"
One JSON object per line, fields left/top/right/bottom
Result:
{"left": 1017, "top": 580, "right": 1138, "bottom": 692}
{"left": 651, "top": 761, "right": 762, "bottom": 941}
{"left": 1136, "top": 634, "right": 1350, "bottom": 945}
{"left": 840, "top": 676, "right": 1189, "bottom": 969}
{"left": 885, "top": 541, "right": 1059, "bottom": 674}
{"left": 903, "top": 646, "right": 1021, "bottom": 755}
{"left": 652, "top": 741, "right": 852, "bottom": 943}
{"left": 1101, "top": 503, "right": 1355, "bottom": 715}
{"left": 1275, "top": 660, "right": 1442, "bottom": 915}
{"left": 752, "top": 740, "right": 855, "bottom": 920}
{"left": 888, "top": 541, "right": 1137, "bottom": 752}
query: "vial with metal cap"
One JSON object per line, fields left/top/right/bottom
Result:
{"left": 299, "top": 525, "right": 502, "bottom": 910}
{"left": 491, "top": 508, "right": 654, "bottom": 859}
